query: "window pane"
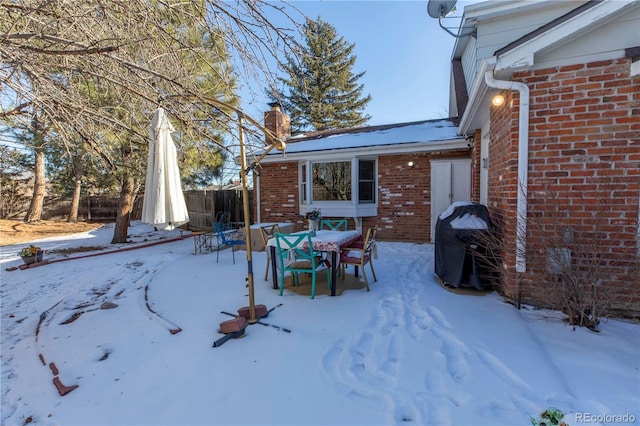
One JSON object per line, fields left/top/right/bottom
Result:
{"left": 312, "top": 162, "right": 351, "bottom": 201}
{"left": 358, "top": 160, "right": 375, "bottom": 203}
{"left": 359, "top": 160, "right": 374, "bottom": 180}
{"left": 359, "top": 182, "right": 374, "bottom": 202}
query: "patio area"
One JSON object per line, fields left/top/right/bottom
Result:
{"left": 1, "top": 221, "right": 638, "bottom": 426}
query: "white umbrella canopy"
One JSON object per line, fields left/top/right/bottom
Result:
{"left": 141, "top": 108, "right": 190, "bottom": 231}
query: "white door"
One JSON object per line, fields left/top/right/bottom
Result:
{"left": 430, "top": 159, "right": 471, "bottom": 242}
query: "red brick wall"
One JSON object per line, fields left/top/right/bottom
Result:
{"left": 470, "top": 129, "right": 481, "bottom": 202}
{"left": 377, "top": 153, "right": 431, "bottom": 242}
{"left": 376, "top": 151, "right": 470, "bottom": 242}
{"left": 253, "top": 163, "right": 304, "bottom": 229}
{"left": 489, "top": 58, "right": 640, "bottom": 314}
{"left": 488, "top": 89, "right": 520, "bottom": 300}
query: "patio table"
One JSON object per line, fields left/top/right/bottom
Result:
{"left": 266, "top": 230, "right": 361, "bottom": 296}
{"left": 192, "top": 226, "right": 243, "bottom": 255}
{"left": 192, "top": 230, "right": 214, "bottom": 255}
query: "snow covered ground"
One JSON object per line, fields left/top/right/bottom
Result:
{"left": 1, "top": 221, "right": 638, "bottom": 425}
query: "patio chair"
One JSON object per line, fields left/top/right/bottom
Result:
{"left": 260, "top": 224, "right": 281, "bottom": 281}
{"left": 320, "top": 219, "right": 348, "bottom": 231}
{"left": 215, "top": 211, "right": 231, "bottom": 224}
{"left": 274, "top": 232, "right": 330, "bottom": 299}
{"left": 214, "top": 221, "right": 244, "bottom": 264}
{"left": 340, "top": 227, "right": 377, "bottom": 291}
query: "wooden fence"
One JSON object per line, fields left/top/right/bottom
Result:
{"left": 1, "top": 190, "right": 252, "bottom": 228}
{"left": 182, "top": 190, "right": 250, "bottom": 230}
{"left": 2, "top": 196, "right": 127, "bottom": 222}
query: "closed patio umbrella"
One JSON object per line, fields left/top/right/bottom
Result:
{"left": 142, "top": 107, "right": 189, "bottom": 231}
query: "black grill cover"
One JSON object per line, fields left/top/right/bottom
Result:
{"left": 434, "top": 202, "right": 494, "bottom": 290}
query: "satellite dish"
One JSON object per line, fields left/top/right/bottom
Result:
{"left": 427, "top": 0, "right": 475, "bottom": 39}
{"left": 427, "top": 0, "right": 457, "bottom": 19}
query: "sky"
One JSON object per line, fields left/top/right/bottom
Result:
{"left": 239, "top": 1, "right": 482, "bottom": 127}
{"left": 2, "top": 221, "right": 639, "bottom": 425}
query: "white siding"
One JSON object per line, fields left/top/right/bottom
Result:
{"left": 463, "top": 1, "right": 586, "bottom": 89}
{"left": 461, "top": 36, "right": 478, "bottom": 96}
{"left": 534, "top": 6, "right": 640, "bottom": 69}
{"left": 475, "top": 3, "right": 580, "bottom": 60}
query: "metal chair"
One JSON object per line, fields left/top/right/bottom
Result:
{"left": 320, "top": 219, "right": 348, "bottom": 231}
{"left": 214, "top": 221, "right": 244, "bottom": 264}
{"left": 340, "top": 227, "right": 377, "bottom": 291}
{"left": 215, "top": 211, "right": 231, "bottom": 224}
{"left": 274, "top": 232, "right": 330, "bottom": 299}
{"left": 260, "top": 224, "right": 281, "bottom": 281}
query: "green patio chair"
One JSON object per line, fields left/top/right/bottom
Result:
{"left": 320, "top": 219, "right": 348, "bottom": 231}
{"left": 274, "top": 232, "right": 330, "bottom": 299}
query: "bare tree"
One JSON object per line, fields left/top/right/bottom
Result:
{"left": 1, "top": 0, "right": 303, "bottom": 242}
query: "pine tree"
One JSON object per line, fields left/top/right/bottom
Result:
{"left": 273, "top": 17, "right": 371, "bottom": 133}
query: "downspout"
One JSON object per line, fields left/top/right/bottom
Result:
{"left": 484, "top": 69, "right": 530, "bottom": 273}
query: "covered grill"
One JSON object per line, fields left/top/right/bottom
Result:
{"left": 434, "top": 202, "right": 495, "bottom": 290}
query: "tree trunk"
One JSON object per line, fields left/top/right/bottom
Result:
{"left": 24, "top": 148, "right": 46, "bottom": 222}
{"left": 67, "top": 162, "right": 84, "bottom": 222}
{"left": 111, "top": 174, "right": 135, "bottom": 244}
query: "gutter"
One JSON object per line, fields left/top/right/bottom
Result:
{"left": 484, "top": 58, "right": 530, "bottom": 273}
{"left": 257, "top": 139, "right": 469, "bottom": 164}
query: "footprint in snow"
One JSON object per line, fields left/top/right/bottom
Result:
{"left": 431, "top": 327, "right": 470, "bottom": 384}
{"left": 475, "top": 347, "right": 531, "bottom": 390}
{"left": 380, "top": 332, "right": 403, "bottom": 379}
{"left": 426, "top": 305, "right": 452, "bottom": 330}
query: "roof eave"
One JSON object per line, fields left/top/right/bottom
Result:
{"left": 458, "top": 59, "right": 492, "bottom": 136}
{"left": 256, "top": 139, "right": 470, "bottom": 164}
{"left": 495, "top": 1, "right": 633, "bottom": 72}
{"left": 458, "top": 0, "right": 635, "bottom": 136}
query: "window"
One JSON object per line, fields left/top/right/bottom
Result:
{"left": 312, "top": 161, "right": 352, "bottom": 201}
{"left": 300, "top": 163, "right": 307, "bottom": 203}
{"left": 300, "top": 158, "right": 376, "bottom": 206}
{"left": 358, "top": 160, "right": 375, "bottom": 203}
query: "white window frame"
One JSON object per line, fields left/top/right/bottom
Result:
{"left": 299, "top": 157, "right": 378, "bottom": 218}
{"left": 299, "top": 162, "right": 308, "bottom": 204}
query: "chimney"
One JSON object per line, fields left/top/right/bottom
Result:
{"left": 264, "top": 102, "right": 290, "bottom": 145}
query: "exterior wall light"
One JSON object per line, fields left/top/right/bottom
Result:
{"left": 407, "top": 161, "right": 415, "bottom": 167}
{"left": 492, "top": 94, "right": 505, "bottom": 107}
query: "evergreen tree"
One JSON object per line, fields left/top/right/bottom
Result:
{"left": 273, "top": 17, "right": 371, "bottom": 133}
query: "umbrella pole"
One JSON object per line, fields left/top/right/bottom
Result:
{"left": 238, "top": 114, "right": 257, "bottom": 324}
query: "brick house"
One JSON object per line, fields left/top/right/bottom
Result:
{"left": 253, "top": 0, "right": 639, "bottom": 315}
{"left": 451, "top": 0, "right": 640, "bottom": 315}
{"left": 255, "top": 104, "right": 471, "bottom": 243}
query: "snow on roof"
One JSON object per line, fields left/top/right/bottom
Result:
{"left": 265, "top": 118, "right": 461, "bottom": 155}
